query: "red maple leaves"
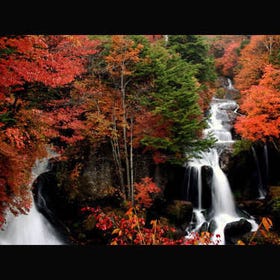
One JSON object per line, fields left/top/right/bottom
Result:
{"left": 0, "top": 35, "right": 99, "bottom": 225}
{"left": 235, "top": 64, "right": 280, "bottom": 142}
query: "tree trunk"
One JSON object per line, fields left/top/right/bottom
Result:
{"left": 130, "top": 116, "right": 134, "bottom": 206}
{"left": 111, "top": 101, "right": 126, "bottom": 199}
{"left": 121, "top": 65, "right": 131, "bottom": 200}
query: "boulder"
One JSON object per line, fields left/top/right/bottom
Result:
{"left": 224, "top": 218, "right": 252, "bottom": 244}
{"left": 208, "top": 219, "right": 217, "bottom": 234}
{"left": 201, "top": 165, "right": 213, "bottom": 209}
{"left": 199, "top": 222, "right": 208, "bottom": 233}
{"left": 219, "top": 147, "right": 234, "bottom": 173}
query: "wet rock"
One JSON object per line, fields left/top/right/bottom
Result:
{"left": 219, "top": 147, "right": 234, "bottom": 173}
{"left": 208, "top": 219, "right": 217, "bottom": 234}
{"left": 201, "top": 165, "right": 213, "bottom": 209}
{"left": 224, "top": 218, "right": 252, "bottom": 244}
{"left": 199, "top": 222, "right": 208, "bottom": 233}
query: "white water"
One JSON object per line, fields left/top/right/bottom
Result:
{"left": 251, "top": 146, "right": 266, "bottom": 199}
{"left": 0, "top": 150, "right": 63, "bottom": 245}
{"left": 227, "top": 78, "right": 234, "bottom": 90}
{"left": 264, "top": 144, "right": 269, "bottom": 180}
{"left": 185, "top": 96, "right": 258, "bottom": 244}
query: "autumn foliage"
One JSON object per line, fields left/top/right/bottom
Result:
{"left": 234, "top": 36, "right": 270, "bottom": 91}
{"left": 215, "top": 41, "right": 240, "bottom": 77}
{"left": 0, "top": 34, "right": 223, "bottom": 245}
{"left": 234, "top": 36, "right": 280, "bottom": 142}
{"left": 0, "top": 35, "right": 99, "bottom": 225}
{"left": 81, "top": 205, "right": 220, "bottom": 245}
{"left": 134, "top": 177, "right": 161, "bottom": 208}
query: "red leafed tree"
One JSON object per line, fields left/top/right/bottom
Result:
{"left": 208, "top": 35, "right": 245, "bottom": 76}
{"left": 234, "top": 35, "right": 270, "bottom": 91}
{"left": 215, "top": 41, "right": 240, "bottom": 77}
{"left": 0, "top": 35, "right": 99, "bottom": 226}
{"left": 235, "top": 64, "right": 280, "bottom": 142}
{"left": 0, "top": 35, "right": 98, "bottom": 88}
{"left": 133, "top": 110, "right": 172, "bottom": 163}
{"left": 134, "top": 177, "right": 161, "bottom": 208}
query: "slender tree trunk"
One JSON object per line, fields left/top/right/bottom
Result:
{"left": 121, "top": 65, "right": 131, "bottom": 200}
{"left": 111, "top": 100, "right": 126, "bottom": 199}
{"left": 130, "top": 116, "right": 134, "bottom": 206}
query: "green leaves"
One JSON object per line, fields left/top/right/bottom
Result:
{"left": 167, "top": 35, "right": 217, "bottom": 83}
{"left": 138, "top": 43, "right": 214, "bottom": 163}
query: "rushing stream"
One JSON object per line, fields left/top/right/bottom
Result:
{"left": 0, "top": 152, "right": 63, "bottom": 245}
{"left": 184, "top": 94, "right": 258, "bottom": 244}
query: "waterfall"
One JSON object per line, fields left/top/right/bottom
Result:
{"left": 0, "top": 150, "right": 63, "bottom": 245}
{"left": 264, "top": 143, "right": 269, "bottom": 189}
{"left": 227, "top": 78, "right": 234, "bottom": 90}
{"left": 185, "top": 165, "right": 202, "bottom": 209}
{"left": 251, "top": 146, "right": 267, "bottom": 199}
{"left": 185, "top": 98, "right": 258, "bottom": 244}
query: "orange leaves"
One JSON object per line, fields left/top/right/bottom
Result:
{"left": 262, "top": 217, "right": 273, "bottom": 231}
{"left": 81, "top": 204, "right": 222, "bottom": 245}
{"left": 234, "top": 35, "right": 270, "bottom": 91}
{"left": 237, "top": 240, "right": 245, "bottom": 245}
{"left": 215, "top": 41, "right": 240, "bottom": 77}
{"left": 112, "top": 228, "right": 122, "bottom": 236}
{"left": 134, "top": 177, "right": 161, "bottom": 208}
{"left": 234, "top": 64, "right": 280, "bottom": 142}
{"left": 234, "top": 39, "right": 280, "bottom": 142}
{"left": 105, "top": 35, "right": 143, "bottom": 78}
{"left": 242, "top": 216, "right": 274, "bottom": 245}
{"left": 259, "top": 64, "right": 280, "bottom": 88}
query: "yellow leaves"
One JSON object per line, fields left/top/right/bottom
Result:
{"left": 112, "top": 228, "right": 120, "bottom": 235}
{"left": 198, "top": 231, "right": 212, "bottom": 245}
{"left": 237, "top": 240, "right": 245, "bottom": 245}
{"left": 247, "top": 216, "right": 273, "bottom": 245}
{"left": 201, "top": 231, "right": 211, "bottom": 238}
{"left": 105, "top": 35, "right": 143, "bottom": 78}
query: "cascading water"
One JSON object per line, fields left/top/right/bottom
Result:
{"left": 185, "top": 95, "right": 258, "bottom": 244}
{"left": 0, "top": 149, "right": 63, "bottom": 245}
{"left": 264, "top": 144, "right": 268, "bottom": 172}
{"left": 251, "top": 144, "right": 269, "bottom": 199}
{"left": 227, "top": 78, "right": 234, "bottom": 91}
{"left": 264, "top": 143, "right": 269, "bottom": 188}
{"left": 251, "top": 146, "right": 266, "bottom": 199}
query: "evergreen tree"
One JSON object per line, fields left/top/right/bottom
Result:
{"left": 140, "top": 43, "right": 215, "bottom": 163}
{"left": 167, "top": 35, "right": 216, "bottom": 83}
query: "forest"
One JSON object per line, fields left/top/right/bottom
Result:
{"left": 0, "top": 34, "right": 280, "bottom": 245}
